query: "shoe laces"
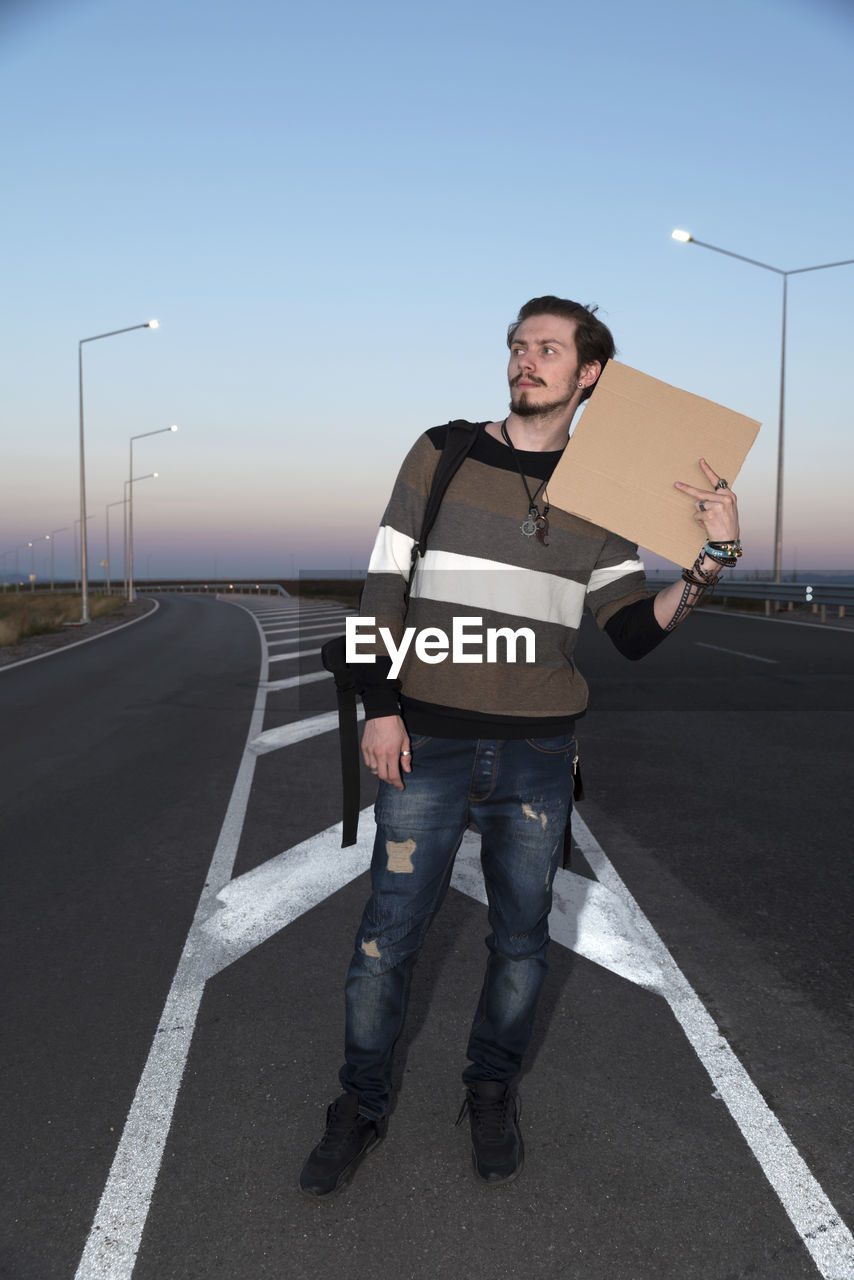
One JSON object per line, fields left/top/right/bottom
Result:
{"left": 318, "top": 1101, "right": 364, "bottom": 1155}
{"left": 456, "top": 1089, "right": 513, "bottom": 1145}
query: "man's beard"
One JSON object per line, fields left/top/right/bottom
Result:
{"left": 510, "top": 386, "right": 575, "bottom": 418}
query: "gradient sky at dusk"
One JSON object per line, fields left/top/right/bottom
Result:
{"left": 2, "top": 0, "right": 852, "bottom": 583}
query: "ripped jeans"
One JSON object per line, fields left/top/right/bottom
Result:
{"left": 339, "top": 732, "right": 576, "bottom": 1117}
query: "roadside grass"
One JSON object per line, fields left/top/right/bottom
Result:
{"left": 0, "top": 593, "right": 126, "bottom": 646}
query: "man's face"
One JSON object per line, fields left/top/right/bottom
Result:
{"left": 507, "top": 313, "right": 587, "bottom": 418}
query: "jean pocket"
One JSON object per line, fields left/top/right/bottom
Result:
{"left": 407, "top": 733, "right": 432, "bottom": 751}
{"left": 524, "top": 733, "right": 577, "bottom": 755}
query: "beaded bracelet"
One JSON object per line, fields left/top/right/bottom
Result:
{"left": 703, "top": 538, "right": 742, "bottom": 566}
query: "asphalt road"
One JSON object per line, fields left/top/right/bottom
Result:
{"left": 2, "top": 593, "right": 852, "bottom": 1280}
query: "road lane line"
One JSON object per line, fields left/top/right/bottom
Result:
{"left": 695, "top": 641, "right": 778, "bottom": 663}
{"left": 266, "top": 628, "right": 344, "bottom": 648}
{"left": 698, "top": 609, "right": 853, "bottom": 635}
{"left": 77, "top": 596, "right": 853, "bottom": 1280}
{"left": 0, "top": 599, "right": 160, "bottom": 674}
{"left": 73, "top": 604, "right": 272, "bottom": 1280}
{"left": 264, "top": 671, "right": 332, "bottom": 692}
{"left": 268, "top": 646, "right": 322, "bottom": 664}
{"left": 264, "top": 623, "right": 348, "bottom": 637}
{"left": 572, "top": 815, "right": 854, "bottom": 1280}
{"left": 249, "top": 706, "right": 364, "bottom": 754}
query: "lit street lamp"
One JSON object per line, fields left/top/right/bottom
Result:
{"left": 128, "top": 425, "right": 177, "bottom": 602}
{"left": 27, "top": 536, "right": 50, "bottom": 591}
{"left": 78, "top": 319, "right": 159, "bottom": 623}
{"left": 124, "top": 472, "right": 158, "bottom": 600}
{"left": 671, "top": 230, "right": 854, "bottom": 581}
{"left": 14, "top": 543, "right": 29, "bottom": 591}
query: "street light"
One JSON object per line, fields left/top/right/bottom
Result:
{"left": 78, "top": 319, "right": 159, "bottom": 623}
{"left": 671, "top": 231, "right": 854, "bottom": 581}
{"left": 105, "top": 501, "right": 125, "bottom": 594}
{"left": 73, "top": 516, "right": 95, "bottom": 592}
{"left": 27, "top": 536, "right": 50, "bottom": 591}
{"left": 128, "top": 425, "right": 177, "bottom": 602}
{"left": 124, "top": 472, "right": 158, "bottom": 601}
{"left": 13, "top": 543, "right": 29, "bottom": 591}
{"left": 48, "top": 527, "right": 68, "bottom": 592}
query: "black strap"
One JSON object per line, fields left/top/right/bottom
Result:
{"left": 561, "top": 761, "right": 585, "bottom": 869}
{"left": 406, "top": 420, "right": 482, "bottom": 599}
{"left": 328, "top": 421, "right": 481, "bottom": 846}
{"left": 320, "top": 636, "right": 360, "bottom": 846}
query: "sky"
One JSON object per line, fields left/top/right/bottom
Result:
{"left": 1, "top": 0, "right": 852, "bottom": 584}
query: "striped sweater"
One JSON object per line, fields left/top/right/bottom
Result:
{"left": 358, "top": 423, "right": 666, "bottom": 737}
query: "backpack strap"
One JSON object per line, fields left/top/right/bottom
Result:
{"left": 406, "top": 420, "right": 482, "bottom": 597}
{"left": 320, "top": 635, "right": 361, "bottom": 847}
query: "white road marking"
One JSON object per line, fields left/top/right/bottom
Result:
{"left": 76, "top": 600, "right": 854, "bottom": 1280}
{"left": 264, "top": 621, "right": 350, "bottom": 637}
{"left": 266, "top": 628, "right": 345, "bottom": 647}
{"left": 264, "top": 670, "right": 332, "bottom": 692}
{"left": 249, "top": 706, "right": 364, "bottom": 754}
{"left": 0, "top": 599, "right": 160, "bottom": 674}
{"left": 695, "top": 641, "right": 778, "bottom": 664}
{"left": 74, "top": 604, "right": 272, "bottom": 1280}
{"left": 699, "top": 609, "right": 853, "bottom": 635}
{"left": 268, "top": 646, "right": 322, "bottom": 664}
{"left": 570, "top": 816, "right": 854, "bottom": 1280}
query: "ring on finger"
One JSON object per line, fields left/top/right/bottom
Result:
{"left": 401, "top": 749, "right": 411, "bottom": 756}
{"left": 715, "top": 478, "right": 729, "bottom": 490}
{"left": 698, "top": 500, "right": 707, "bottom": 512}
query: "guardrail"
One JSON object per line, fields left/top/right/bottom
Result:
{"left": 715, "top": 580, "right": 851, "bottom": 623}
{"left": 648, "top": 576, "right": 851, "bottom": 623}
{"left": 141, "top": 578, "right": 852, "bottom": 622}
{"left": 144, "top": 582, "right": 291, "bottom": 598}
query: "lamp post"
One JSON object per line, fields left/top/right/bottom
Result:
{"left": 48, "top": 527, "right": 68, "bottom": 592}
{"left": 27, "top": 536, "right": 50, "bottom": 591}
{"left": 1, "top": 551, "right": 12, "bottom": 592}
{"left": 671, "top": 231, "right": 854, "bottom": 581}
{"left": 105, "top": 501, "right": 125, "bottom": 595}
{"left": 14, "top": 543, "right": 29, "bottom": 591}
{"left": 124, "top": 472, "right": 158, "bottom": 601}
{"left": 73, "top": 517, "right": 94, "bottom": 592}
{"left": 128, "top": 425, "right": 177, "bottom": 602}
{"left": 78, "top": 319, "right": 159, "bottom": 623}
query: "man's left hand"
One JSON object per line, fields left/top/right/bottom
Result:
{"left": 674, "top": 458, "right": 740, "bottom": 541}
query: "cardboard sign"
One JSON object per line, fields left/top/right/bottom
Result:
{"left": 546, "top": 361, "right": 761, "bottom": 567}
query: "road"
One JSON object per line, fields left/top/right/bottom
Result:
{"left": 1, "top": 592, "right": 852, "bottom": 1280}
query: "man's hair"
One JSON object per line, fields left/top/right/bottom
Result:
{"left": 507, "top": 296, "right": 616, "bottom": 402}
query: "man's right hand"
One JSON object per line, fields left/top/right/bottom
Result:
{"left": 361, "top": 715, "right": 411, "bottom": 791}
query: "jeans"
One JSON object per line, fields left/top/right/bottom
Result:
{"left": 339, "top": 732, "right": 576, "bottom": 1117}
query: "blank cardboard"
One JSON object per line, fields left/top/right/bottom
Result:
{"left": 547, "top": 360, "right": 761, "bottom": 567}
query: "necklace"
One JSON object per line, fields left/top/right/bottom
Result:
{"left": 500, "top": 419, "right": 551, "bottom": 545}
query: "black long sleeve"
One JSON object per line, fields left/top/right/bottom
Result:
{"left": 603, "top": 594, "right": 668, "bottom": 660}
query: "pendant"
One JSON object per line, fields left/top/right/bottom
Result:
{"left": 521, "top": 512, "right": 537, "bottom": 536}
{"left": 535, "top": 514, "right": 550, "bottom": 547}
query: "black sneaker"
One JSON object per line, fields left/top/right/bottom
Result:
{"left": 299, "top": 1092, "right": 387, "bottom": 1198}
{"left": 456, "top": 1081, "right": 523, "bottom": 1184}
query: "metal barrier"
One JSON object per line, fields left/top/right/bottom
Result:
{"left": 141, "top": 578, "right": 853, "bottom": 621}
{"left": 648, "top": 576, "right": 851, "bottom": 623}
{"left": 144, "top": 582, "right": 291, "bottom": 598}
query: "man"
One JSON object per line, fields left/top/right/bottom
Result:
{"left": 299, "top": 295, "right": 740, "bottom": 1197}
